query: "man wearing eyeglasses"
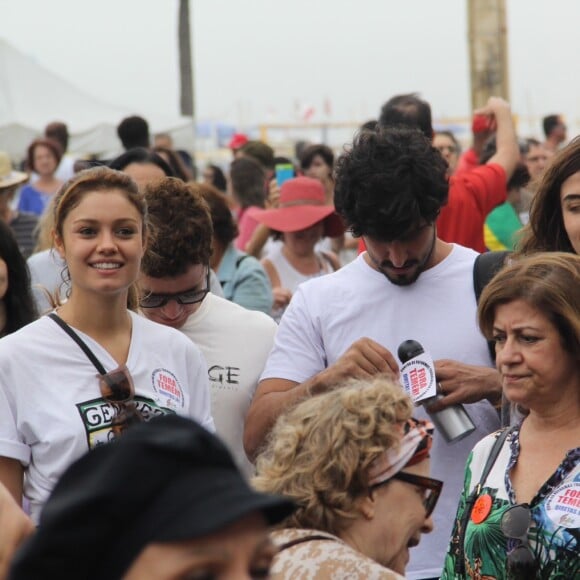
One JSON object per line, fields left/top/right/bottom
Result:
{"left": 245, "top": 125, "right": 510, "bottom": 580}
{"left": 139, "top": 178, "right": 277, "bottom": 479}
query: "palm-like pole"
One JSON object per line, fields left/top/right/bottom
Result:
{"left": 178, "top": 0, "right": 194, "bottom": 117}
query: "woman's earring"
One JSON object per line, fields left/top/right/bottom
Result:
{"left": 60, "top": 265, "right": 72, "bottom": 299}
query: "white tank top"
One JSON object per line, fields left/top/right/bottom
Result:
{"left": 268, "top": 244, "right": 334, "bottom": 322}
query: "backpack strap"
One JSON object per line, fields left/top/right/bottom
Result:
{"left": 473, "top": 251, "right": 510, "bottom": 363}
{"left": 473, "top": 251, "right": 510, "bottom": 304}
{"left": 455, "top": 427, "right": 511, "bottom": 576}
{"left": 235, "top": 254, "right": 250, "bottom": 269}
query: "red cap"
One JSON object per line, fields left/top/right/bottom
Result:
{"left": 472, "top": 114, "right": 492, "bottom": 134}
{"left": 228, "top": 133, "right": 249, "bottom": 150}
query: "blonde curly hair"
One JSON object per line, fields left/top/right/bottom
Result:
{"left": 253, "top": 376, "right": 412, "bottom": 535}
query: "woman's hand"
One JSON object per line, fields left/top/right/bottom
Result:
{"left": 272, "top": 287, "right": 293, "bottom": 310}
{"left": 266, "top": 178, "right": 280, "bottom": 209}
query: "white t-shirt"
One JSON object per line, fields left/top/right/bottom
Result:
{"left": 261, "top": 245, "right": 501, "bottom": 580}
{"left": 0, "top": 311, "right": 214, "bottom": 523}
{"left": 179, "top": 293, "right": 277, "bottom": 477}
{"left": 27, "top": 249, "right": 66, "bottom": 314}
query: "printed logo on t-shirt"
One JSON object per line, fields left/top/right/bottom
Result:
{"left": 208, "top": 364, "right": 240, "bottom": 390}
{"left": 545, "top": 482, "right": 580, "bottom": 529}
{"left": 76, "top": 396, "right": 174, "bottom": 449}
{"left": 151, "top": 368, "right": 185, "bottom": 410}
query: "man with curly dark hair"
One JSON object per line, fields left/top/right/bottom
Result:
{"left": 139, "top": 178, "right": 277, "bottom": 478}
{"left": 245, "top": 127, "right": 504, "bottom": 580}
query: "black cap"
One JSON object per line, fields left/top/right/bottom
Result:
{"left": 10, "top": 415, "right": 294, "bottom": 579}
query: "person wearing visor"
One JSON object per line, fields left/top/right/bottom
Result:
{"left": 9, "top": 414, "right": 295, "bottom": 579}
{"left": 249, "top": 176, "right": 345, "bottom": 322}
{"left": 443, "top": 253, "right": 580, "bottom": 579}
{"left": 254, "top": 376, "right": 441, "bottom": 579}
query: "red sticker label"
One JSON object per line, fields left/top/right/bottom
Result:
{"left": 471, "top": 494, "right": 493, "bottom": 524}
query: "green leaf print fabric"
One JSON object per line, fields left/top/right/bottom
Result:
{"left": 441, "top": 427, "right": 579, "bottom": 579}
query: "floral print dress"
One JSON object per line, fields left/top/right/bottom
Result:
{"left": 442, "top": 426, "right": 580, "bottom": 579}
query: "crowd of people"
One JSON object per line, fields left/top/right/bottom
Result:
{"left": 0, "top": 97, "right": 578, "bottom": 580}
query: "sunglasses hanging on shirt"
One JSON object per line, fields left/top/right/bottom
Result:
{"left": 48, "top": 313, "right": 143, "bottom": 436}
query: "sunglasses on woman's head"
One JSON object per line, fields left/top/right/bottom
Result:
{"left": 139, "top": 269, "right": 211, "bottom": 309}
{"left": 501, "top": 504, "right": 539, "bottom": 579}
{"left": 371, "top": 471, "right": 443, "bottom": 518}
{"left": 98, "top": 365, "right": 143, "bottom": 436}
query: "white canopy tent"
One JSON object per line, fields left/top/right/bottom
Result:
{"left": 0, "top": 38, "right": 195, "bottom": 161}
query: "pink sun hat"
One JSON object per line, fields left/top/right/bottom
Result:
{"left": 248, "top": 176, "right": 345, "bottom": 237}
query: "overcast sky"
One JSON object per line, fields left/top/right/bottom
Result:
{"left": 2, "top": 0, "right": 579, "bottom": 139}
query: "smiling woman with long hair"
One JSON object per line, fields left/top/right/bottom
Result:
{"left": 0, "top": 167, "right": 213, "bottom": 525}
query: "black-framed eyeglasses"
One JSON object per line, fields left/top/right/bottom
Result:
{"left": 371, "top": 471, "right": 443, "bottom": 518}
{"left": 501, "top": 503, "right": 539, "bottom": 579}
{"left": 139, "top": 268, "right": 211, "bottom": 309}
{"left": 99, "top": 365, "right": 143, "bottom": 436}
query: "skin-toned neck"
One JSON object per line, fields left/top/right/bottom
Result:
{"left": 0, "top": 194, "right": 15, "bottom": 223}
{"left": 426, "top": 237, "right": 452, "bottom": 269}
{"left": 544, "top": 135, "right": 561, "bottom": 151}
{"left": 56, "top": 289, "right": 132, "bottom": 339}
{"left": 281, "top": 240, "right": 322, "bottom": 274}
{"left": 338, "top": 520, "right": 376, "bottom": 564}
{"left": 523, "top": 385, "right": 580, "bottom": 435}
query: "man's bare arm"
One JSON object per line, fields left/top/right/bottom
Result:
{"left": 0, "top": 460, "right": 30, "bottom": 580}
{"left": 476, "top": 97, "right": 519, "bottom": 180}
{"left": 244, "top": 337, "right": 399, "bottom": 460}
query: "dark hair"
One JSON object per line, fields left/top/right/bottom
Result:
{"left": 517, "top": 136, "right": 580, "bottom": 255}
{"left": 294, "top": 140, "right": 311, "bottom": 162}
{"left": 479, "top": 136, "right": 530, "bottom": 191}
{"left": 542, "top": 114, "right": 561, "bottom": 139}
{"left": 27, "top": 138, "right": 63, "bottom": 173}
{"left": 239, "top": 141, "right": 275, "bottom": 170}
{"left": 0, "top": 221, "right": 37, "bottom": 336}
{"left": 205, "top": 164, "right": 227, "bottom": 192}
{"left": 142, "top": 178, "right": 213, "bottom": 277}
{"left": 378, "top": 93, "right": 433, "bottom": 140}
{"left": 479, "top": 252, "right": 580, "bottom": 362}
{"left": 109, "top": 148, "right": 174, "bottom": 177}
{"left": 44, "top": 122, "right": 69, "bottom": 152}
{"left": 198, "top": 184, "right": 239, "bottom": 246}
{"left": 334, "top": 127, "right": 448, "bottom": 240}
{"left": 360, "top": 119, "right": 378, "bottom": 132}
{"left": 300, "top": 144, "right": 334, "bottom": 172}
{"left": 117, "top": 116, "right": 150, "bottom": 150}
{"left": 152, "top": 146, "right": 192, "bottom": 181}
{"left": 229, "top": 157, "right": 266, "bottom": 209}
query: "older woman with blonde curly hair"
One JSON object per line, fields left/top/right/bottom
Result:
{"left": 253, "top": 376, "right": 442, "bottom": 579}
